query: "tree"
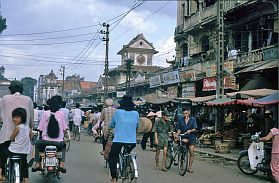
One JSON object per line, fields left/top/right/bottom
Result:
{"left": 0, "top": 66, "right": 7, "bottom": 81}
{"left": 21, "top": 77, "right": 37, "bottom": 100}
{"left": 0, "top": 16, "right": 7, "bottom": 33}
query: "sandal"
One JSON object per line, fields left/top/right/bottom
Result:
{"left": 187, "top": 169, "right": 193, "bottom": 173}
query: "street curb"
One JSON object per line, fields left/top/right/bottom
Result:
{"left": 195, "top": 148, "right": 238, "bottom": 162}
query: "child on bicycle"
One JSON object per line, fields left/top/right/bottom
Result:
{"left": 0, "top": 107, "right": 32, "bottom": 183}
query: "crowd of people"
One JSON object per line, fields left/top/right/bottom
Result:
{"left": 0, "top": 80, "right": 278, "bottom": 183}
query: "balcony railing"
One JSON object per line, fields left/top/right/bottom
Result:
{"left": 184, "top": 0, "right": 250, "bottom": 31}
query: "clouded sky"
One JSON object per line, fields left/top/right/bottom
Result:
{"left": 0, "top": 0, "right": 176, "bottom": 82}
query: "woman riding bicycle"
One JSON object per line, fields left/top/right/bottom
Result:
{"left": 108, "top": 95, "right": 139, "bottom": 183}
{"left": 32, "top": 96, "right": 68, "bottom": 173}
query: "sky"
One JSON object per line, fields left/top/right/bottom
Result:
{"left": 0, "top": 0, "right": 177, "bottom": 82}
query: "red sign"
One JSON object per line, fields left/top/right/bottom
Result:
{"left": 203, "top": 77, "right": 237, "bottom": 91}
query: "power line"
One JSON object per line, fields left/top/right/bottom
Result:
{"left": 0, "top": 24, "right": 100, "bottom": 37}
{"left": 0, "top": 39, "right": 99, "bottom": 45}
{"left": 111, "top": 1, "right": 171, "bottom": 43}
{"left": 0, "top": 32, "right": 97, "bottom": 42}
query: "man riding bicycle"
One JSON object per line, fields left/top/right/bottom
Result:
{"left": 108, "top": 95, "right": 139, "bottom": 183}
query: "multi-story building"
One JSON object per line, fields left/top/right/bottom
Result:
{"left": 174, "top": 0, "right": 278, "bottom": 97}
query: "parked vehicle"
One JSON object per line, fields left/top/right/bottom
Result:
{"left": 237, "top": 132, "right": 272, "bottom": 179}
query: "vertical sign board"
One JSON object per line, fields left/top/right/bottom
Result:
{"left": 167, "top": 86, "right": 178, "bottom": 99}
{"left": 149, "top": 75, "right": 161, "bottom": 88}
{"left": 182, "top": 83, "right": 196, "bottom": 98}
{"left": 161, "top": 71, "right": 180, "bottom": 86}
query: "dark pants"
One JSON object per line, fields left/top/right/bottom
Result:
{"left": 108, "top": 142, "right": 136, "bottom": 179}
{"left": 34, "top": 139, "right": 66, "bottom": 162}
{"left": 0, "top": 141, "right": 28, "bottom": 178}
{"left": 141, "top": 132, "right": 154, "bottom": 150}
{"left": 102, "top": 138, "right": 108, "bottom": 151}
{"left": 69, "top": 120, "right": 73, "bottom": 132}
{"left": 87, "top": 123, "right": 93, "bottom": 135}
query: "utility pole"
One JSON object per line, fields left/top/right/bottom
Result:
{"left": 125, "top": 58, "right": 134, "bottom": 95}
{"left": 216, "top": 0, "right": 224, "bottom": 99}
{"left": 101, "top": 23, "right": 110, "bottom": 99}
{"left": 215, "top": 0, "right": 224, "bottom": 133}
{"left": 60, "top": 66, "right": 65, "bottom": 98}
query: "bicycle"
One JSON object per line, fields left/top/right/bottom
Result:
{"left": 72, "top": 124, "right": 80, "bottom": 142}
{"left": 116, "top": 144, "right": 138, "bottom": 183}
{"left": 5, "top": 154, "right": 21, "bottom": 183}
{"left": 166, "top": 132, "right": 189, "bottom": 176}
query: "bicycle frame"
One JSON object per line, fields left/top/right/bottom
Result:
{"left": 118, "top": 146, "right": 138, "bottom": 181}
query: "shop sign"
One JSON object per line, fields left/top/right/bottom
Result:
{"left": 179, "top": 70, "right": 196, "bottom": 82}
{"left": 149, "top": 75, "right": 161, "bottom": 88}
{"left": 203, "top": 76, "right": 238, "bottom": 91}
{"left": 206, "top": 61, "right": 234, "bottom": 77}
{"left": 182, "top": 83, "right": 195, "bottom": 98}
{"left": 161, "top": 71, "right": 180, "bottom": 86}
{"left": 116, "top": 91, "right": 126, "bottom": 98}
{"left": 167, "top": 86, "right": 177, "bottom": 99}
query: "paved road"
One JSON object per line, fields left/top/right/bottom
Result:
{"left": 29, "top": 134, "right": 273, "bottom": 183}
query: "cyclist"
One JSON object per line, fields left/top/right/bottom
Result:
{"left": 72, "top": 103, "right": 83, "bottom": 138}
{"left": 153, "top": 110, "right": 172, "bottom": 172}
{"left": 176, "top": 108, "right": 197, "bottom": 173}
{"left": 108, "top": 95, "right": 139, "bottom": 183}
{"left": 32, "top": 96, "right": 68, "bottom": 173}
{"left": 60, "top": 101, "right": 70, "bottom": 128}
{"left": 0, "top": 108, "right": 32, "bottom": 183}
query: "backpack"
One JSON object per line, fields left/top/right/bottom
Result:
{"left": 47, "top": 113, "right": 60, "bottom": 138}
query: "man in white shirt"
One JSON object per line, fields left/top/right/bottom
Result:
{"left": 72, "top": 103, "right": 83, "bottom": 132}
{"left": 60, "top": 101, "right": 70, "bottom": 127}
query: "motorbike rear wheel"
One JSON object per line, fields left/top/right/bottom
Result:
{"left": 237, "top": 153, "right": 258, "bottom": 175}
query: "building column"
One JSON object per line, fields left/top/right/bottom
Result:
{"left": 248, "top": 31, "right": 252, "bottom": 52}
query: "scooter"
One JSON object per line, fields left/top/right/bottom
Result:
{"left": 237, "top": 132, "right": 272, "bottom": 179}
{"left": 37, "top": 146, "right": 65, "bottom": 179}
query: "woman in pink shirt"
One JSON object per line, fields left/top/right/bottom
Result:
{"left": 260, "top": 125, "right": 279, "bottom": 182}
{"left": 32, "top": 96, "right": 68, "bottom": 173}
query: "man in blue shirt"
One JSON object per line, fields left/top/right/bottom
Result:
{"left": 108, "top": 95, "right": 139, "bottom": 183}
{"left": 176, "top": 109, "right": 197, "bottom": 173}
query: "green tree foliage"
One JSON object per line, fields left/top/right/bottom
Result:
{"left": 0, "top": 66, "right": 7, "bottom": 81}
{"left": 21, "top": 77, "right": 37, "bottom": 100}
{"left": 0, "top": 16, "right": 7, "bottom": 33}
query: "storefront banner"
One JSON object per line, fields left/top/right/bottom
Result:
{"left": 116, "top": 91, "right": 126, "bottom": 98}
{"left": 182, "top": 83, "right": 195, "bottom": 98}
{"left": 167, "top": 86, "right": 178, "bottom": 99}
{"left": 203, "top": 76, "right": 237, "bottom": 91}
{"left": 206, "top": 61, "right": 234, "bottom": 77}
{"left": 179, "top": 70, "right": 196, "bottom": 82}
{"left": 149, "top": 75, "right": 161, "bottom": 88}
{"left": 161, "top": 71, "right": 180, "bottom": 86}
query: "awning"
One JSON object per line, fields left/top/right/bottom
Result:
{"left": 206, "top": 98, "right": 257, "bottom": 107}
{"left": 145, "top": 98, "right": 179, "bottom": 105}
{"left": 176, "top": 95, "right": 215, "bottom": 103}
{"left": 253, "top": 93, "right": 279, "bottom": 105}
{"left": 235, "top": 60, "right": 278, "bottom": 75}
{"left": 226, "top": 89, "right": 278, "bottom": 98}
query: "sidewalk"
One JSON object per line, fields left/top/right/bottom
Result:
{"left": 195, "top": 147, "right": 240, "bottom": 162}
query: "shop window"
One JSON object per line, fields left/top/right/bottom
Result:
{"left": 201, "top": 36, "right": 209, "bottom": 52}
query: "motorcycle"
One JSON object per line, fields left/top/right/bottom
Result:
{"left": 37, "top": 145, "right": 65, "bottom": 179}
{"left": 237, "top": 132, "right": 272, "bottom": 179}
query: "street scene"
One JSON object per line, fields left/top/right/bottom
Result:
{"left": 0, "top": 0, "right": 278, "bottom": 183}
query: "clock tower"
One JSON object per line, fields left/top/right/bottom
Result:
{"left": 117, "top": 33, "right": 158, "bottom": 66}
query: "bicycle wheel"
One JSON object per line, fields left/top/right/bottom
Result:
{"left": 166, "top": 146, "right": 173, "bottom": 169}
{"left": 13, "top": 162, "right": 20, "bottom": 183}
{"left": 178, "top": 146, "right": 188, "bottom": 176}
{"left": 77, "top": 127, "right": 80, "bottom": 142}
{"left": 65, "top": 131, "right": 71, "bottom": 151}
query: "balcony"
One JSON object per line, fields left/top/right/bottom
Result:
{"left": 183, "top": 0, "right": 250, "bottom": 32}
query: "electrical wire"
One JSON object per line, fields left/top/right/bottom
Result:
{"left": 0, "top": 39, "right": 100, "bottom": 46}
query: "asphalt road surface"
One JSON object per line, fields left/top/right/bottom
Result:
{"left": 29, "top": 134, "right": 273, "bottom": 183}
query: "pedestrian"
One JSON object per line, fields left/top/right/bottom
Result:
{"left": 60, "top": 101, "right": 70, "bottom": 127}
{"left": 0, "top": 108, "right": 32, "bottom": 183}
{"left": 260, "top": 122, "right": 279, "bottom": 183}
{"left": 99, "top": 98, "right": 116, "bottom": 155}
{"left": 72, "top": 103, "right": 83, "bottom": 138}
{"left": 87, "top": 109, "right": 95, "bottom": 135}
{"left": 141, "top": 111, "right": 156, "bottom": 151}
{"left": 153, "top": 110, "right": 172, "bottom": 172}
{"left": 32, "top": 96, "right": 67, "bottom": 173}
{"left": 0, "top": 81, "right": 34, "bottom": 179}
{"left": 108, "top": 95, "right": 139, "bottom": 183}
{"left": 176, "top": 108, "right": 198, "bottom": 173}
